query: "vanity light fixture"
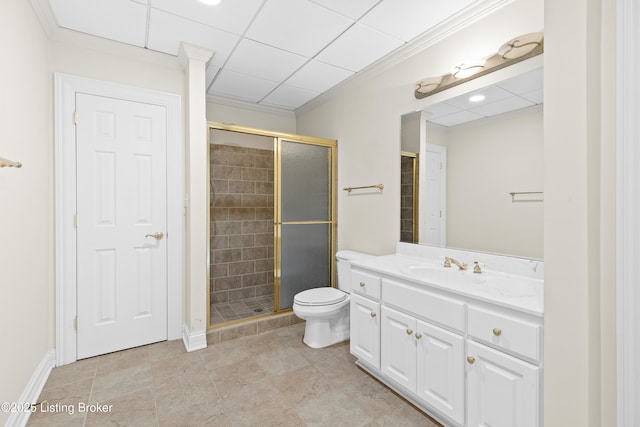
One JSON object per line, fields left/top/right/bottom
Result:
{"left": 199, "top": 0, "right": 222, "bottom": 5}
{"left": 451, "top": 59, "right": 486, "bottom": 79}
{"left": 469, "top": 94, "right": 485, "bottom": 103}
{"left": 414, "top": 32, "right": 544, "bottom": 100}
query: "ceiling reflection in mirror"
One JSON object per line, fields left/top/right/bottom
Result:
{"left": 402, "top": 67, "right": 543, "bottom": 260}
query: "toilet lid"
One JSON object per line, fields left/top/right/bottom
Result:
{"left": 294, "top": 287, "right": 347, "bottom": 307}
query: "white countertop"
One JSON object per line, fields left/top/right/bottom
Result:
{"left": 350, "top": 254, "right": 544, "bottom": 317}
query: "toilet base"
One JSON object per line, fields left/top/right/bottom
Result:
{"left": 302, "top": 316, "right": 349, "bottom": 348}
{"left": 294, "top": 303, "right": 350, "bottom": 349}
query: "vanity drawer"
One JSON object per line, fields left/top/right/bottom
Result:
{"left": 468, "top": 306, "right": 541, "bottom": 362}
{"left": 382, "top": 278, "right": 465, "bottom": 333}
{"left": 352, "top": 270, "right": 381, "bottom": 300}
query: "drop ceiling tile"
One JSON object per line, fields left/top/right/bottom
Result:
{"left": 469, "top": 96, "right": 534, "bottom": 117}
{"left": 432, "top": 110, "right": 484, "bottom": 127}
{"left": 225, "top": 39, "right": 307, "bottom": 83}
{"left": 520, "top": 88, "right": 543, "bottom": 104}
{"left": 209, "top": 69, "right": 279, "bottom": 103}
{"left": 310, "top": 0, "right": 380, "bottom": 20}
{"left": 498, "top": 68, "right": 543, "bottom": 95}
{"left": 50, "top": 0, "right": 147, "bottom": 46}
{"left": 360, "top": 0, "right": 474, "bottom": 42}
{"left": 261, "top": 85, "right": 319, "bottom": 110}
{"left": 245, "top": 0, "right": 353, "bottom": 57}
{"left": 285, "top": 60, "right": 354, "bottom": 93}
{"left": 423, "top": 103, "right": 462, "bottom": 120}
{"left": 446, "top": 86, "right": 514, "bottom": 110}
{"left": 315, "top": 23, "right": 403, "bottom": 72}
{"left": 147, "top": 9, "right": 239, "bottom": 67}
{"left": 150, "top": 0, "right": 263, "bottom": 35}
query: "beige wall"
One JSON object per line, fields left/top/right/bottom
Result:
{"left": 446, "top": 106, "right": 543, "bottom": 259}
{"left": 207, "top": 98, "right": 296, "bottom": 134}
{"left": 0, "top": 1, "right": 51, "bottom": 424}
{"left": 544, "top": 0, "right": 616, "bottom": 425}
{"left": 296, "top": 0, "right": 543, "bottom": 256}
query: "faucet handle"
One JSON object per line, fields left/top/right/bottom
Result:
{"left": 473, "top": 261, "right": 482, "bottom": 274}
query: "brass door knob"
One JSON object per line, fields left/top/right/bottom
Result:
{"left": 406, "top": 329, "right": 413, "bottom": 335}
{"left": 493, "top": 328, "right": 502, "bottom": 336}
{"left": 467, "top": 356, "right": 476, "bottom": 364}
{"left": 360, "top": 282, "right": 366, "bottom": 287}
{"left": 415, "top": 333, "right": 422, "bottom": 340}
{"left": 145, "top": 232, "right": 164, "bottom": 240}
{"left": 370, "top": 312, "right": 376, "bottom": 318}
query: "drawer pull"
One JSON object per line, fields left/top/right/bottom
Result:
{"left": 370, "top": 312, "right": 376, "bottom": 318}
{"left": 415, "top": 333, "right": 422, "bottom": 340}
{"left": 359, "top": 281, "right": 366, "bottom": 287}
{"left": 467, "top": 356, "right": 476, "bottom": 364}
{"left": 406, "top": 329, "right": 413, "bottom": 335}
{"left": 492, "top": 328, "right": 502, "bottom": 336}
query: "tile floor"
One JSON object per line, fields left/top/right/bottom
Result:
{"left": 26, "top": 323, "right": 441, "bottom": 427}
{"left": 210, "top": 295, "right": 275, "bottom": 326}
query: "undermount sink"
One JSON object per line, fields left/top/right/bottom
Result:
{"left": 400, "top": 263, "right": 539, "bottom": 298}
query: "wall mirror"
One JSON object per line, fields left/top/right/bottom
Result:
{"left": 401, "top": 61, "right": 544, "bottom": 260}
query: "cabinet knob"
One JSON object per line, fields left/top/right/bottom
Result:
{"left": 415, "top": 333, "right": 422, "bottom": 340}
{"left": 467, "top": 356, "right": 476, "bottom": 364}
{"left": 406, "top": 329, "right": 413, "bottom": 335}
{"left": 492, "top": 328, "right": 502, "bottom": 336}
{"left": 370, "top": 312, "right": 376, "bottom": 318}
{"left": 359, "top": 281, "right": 366, "bottom": 287}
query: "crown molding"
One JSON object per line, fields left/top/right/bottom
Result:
{"left": 207, "top": 95, "right": 296, "bottom": 118}
{"left": 28, "top": 0, "right": 57, "bottom": 38}
{"left": 296, "top": 0, "right": 515, "bottom": 116}
{"left": 28, "top": 0, "right": 182, "bottom": 70}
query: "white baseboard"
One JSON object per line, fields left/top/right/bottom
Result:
{"left": 6, "top": 349, "right": 56, "bottom": 427}
{"left": 182, "top": 323, "right": 207, "bottom": 352}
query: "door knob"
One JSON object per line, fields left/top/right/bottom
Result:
{"left": 145, "top": 232, "right": 164, "bottom": 240}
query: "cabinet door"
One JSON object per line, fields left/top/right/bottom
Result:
{"left": 381, "top": 306, "right": 416, "bottom": 392}
{"left": 416, "top": 320, "right": 464, "bottom": 425}
{"left": 350, "top": 293, "right": 380, "bottom": 369}
{"left": 467, "top": 341, "right": 539, "bottom": 427}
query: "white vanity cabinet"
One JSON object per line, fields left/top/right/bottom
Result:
{"left": 466, "top": 341, "right": 539, "bottom": 427}
{"left": 466, "top": 305, "right": 541, "bottom": 427}
{"left": 381, "top": 305, "right": 465, "bottom": 425}
{"left": 348, "top": 262, "right": 543, "bottom": 427}
{"left": 349, "top": 270, "right": 382, "bottom": 369}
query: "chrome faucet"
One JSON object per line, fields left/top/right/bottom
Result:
{"left": 444, "top": 256, "right": 467, "bottom": 270}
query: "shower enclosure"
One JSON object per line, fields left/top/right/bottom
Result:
{"left": 208, "top": 123, "right": 336, "bottom": 328}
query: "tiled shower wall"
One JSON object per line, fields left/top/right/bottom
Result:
{"left": 210, "top": 144, "right": 274, "bottom": 323}
{"left": 400, "top": 155, "right": 416, "bottom": 243}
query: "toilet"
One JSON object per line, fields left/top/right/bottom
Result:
{"left": 293, "top": 250, "right": 372, "bottom": 348}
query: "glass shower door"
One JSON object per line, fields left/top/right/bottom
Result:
{"left": 276, "top": 138, "right": 336, "bottom": 310}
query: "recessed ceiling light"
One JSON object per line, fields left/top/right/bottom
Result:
{"left": 469, "top": 94, "right": 485, "bottom": 103}
{"left": 199, "top": 0, "right": 222, "bottom": 5}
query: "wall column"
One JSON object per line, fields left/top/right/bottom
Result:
{"left": 179, "top": 42, "right": 213, "bottom": 351}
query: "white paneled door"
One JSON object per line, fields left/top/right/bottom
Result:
{"left": 76, "top": 93, "right": 168, "bottom": 359}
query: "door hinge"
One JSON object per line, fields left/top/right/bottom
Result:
{"left": 73, "top": 111, "right": 78, "bottom": 125}
{"left": 440, "top": 210, "right": 442, "bottom": 218}
{"left": 440, "top": 162, "right": 442, "bottom": 170}
{"left": 74, "top": 316, "right": 78, "bottom": 331}
{"left": 73, "top": 213, "right": 78, "bottom": 228}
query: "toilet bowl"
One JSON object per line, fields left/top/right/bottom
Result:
{"left": 293, "top": 251, "right": 372, "bottom": 348}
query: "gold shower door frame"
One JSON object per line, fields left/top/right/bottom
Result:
{"left": 207, "top": 122, "right": 337, "bottom": 330}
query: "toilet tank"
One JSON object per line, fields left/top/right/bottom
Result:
{"left": 336, "top": 250, "right": 374, "bottom": 293}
